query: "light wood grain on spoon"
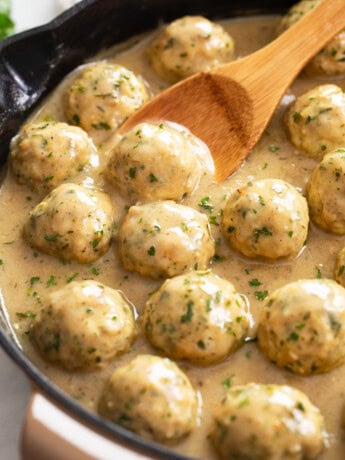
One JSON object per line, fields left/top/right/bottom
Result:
{"left": 119, "top": 0, "right": 345, "bottom": 182}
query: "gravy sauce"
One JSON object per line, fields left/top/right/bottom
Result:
{"left": 1, "top": 16, "right": 345, "bottom": 459}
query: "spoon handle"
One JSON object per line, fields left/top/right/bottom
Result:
{"left": 214, "top": 0, "right": 345, "bottom": 100}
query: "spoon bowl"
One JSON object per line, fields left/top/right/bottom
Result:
{"left": 119, "top": 0, "right": 345, "bottom": 182}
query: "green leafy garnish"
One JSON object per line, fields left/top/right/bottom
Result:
{"left": 0, "top": 1, "right": 14, "bottom": 39}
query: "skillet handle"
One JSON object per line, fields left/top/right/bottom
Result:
{"left": 21, "top": 391, "right": 154, "bottom": 460}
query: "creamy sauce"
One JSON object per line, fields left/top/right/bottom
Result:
{"left": 1, "top": 15, "right": 345, "bottom": 459}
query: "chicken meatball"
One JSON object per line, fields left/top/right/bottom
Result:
{"left": 10, "top": 121, "right": 99, "bottom": 193}
{"left": 63, "top": 62, "right": 149, "bottom": 134}
{"left": 257, "top": 279, "right": 345, "bottom": 375}
{"left": 222, "top": 179, "right": 309, "bottom": 260}
{"left": 210, "top": 383, "right": 325, "bottom": 460}
{"left": 277, "top": 0, "right": 345, "bottom": 76}
{"left": 23, "top": 183, "right": 114, "bottom": 263}
{"left": 142, "top": 270, "right": 252, "bottom": 365}
{"left": 106, "top": 121, "right": 213, "bottom": 202}
{"left": 306, "top": 149, "right": 345, "bottom": 234}
{"left": 31, "top": 280, "right": 137, "bottom": 371}
{"left": 147, "top": 16, "right": 234, "bottom": 83}
{"left": 285, "top": 84, "right": 345, "bottom": 159}
{"left": 118, "top": 201, "right": 215, "bottom": 279}
{"left": 98, "top": 354, "right": 198, "bottom": 442}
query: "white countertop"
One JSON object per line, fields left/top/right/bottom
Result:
{"left": 0, "top": 2, "right": 81, "bottom": 458}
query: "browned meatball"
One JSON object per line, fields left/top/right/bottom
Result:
{"left": 24, "top": 183, "right": 114, "bottom": 263}
{"left": 222, "top": 179, "right": 309, "bottom": 260}
{"left": 106, "top": 121, "right": 213, "bottom": 202}
{"left": 63, "top": 62, "right": 149, "bottom": 135}
{"left": 118, "top": 201, "right": 215, "bottom": 279}
{"left": 32, "top": 280, "right": 137, "bottom": 371}
{"left": 285, "top": 84, "right": 345, "bottom": 159}
{"left": 257, "top": 279, "right": 345, "bottom": 375}
{"left": 147, "top": 16, "right": 234, "bottom": 83}
{"left": 142, "top": 270, "right": 252, "bottom": 364}
{"left": 10, "top": 121, "right": 99, "bottom": 193}
{"left": 98, "top": 354, "right": 199, "bottom": 442}
{"left": 211, "top": 383, "right": 326, "bottom": 460}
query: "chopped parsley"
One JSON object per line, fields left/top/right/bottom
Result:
{"left": 222, "top": 375, "right": 234, "bottom": 388}
{"left": 44, "top": 234, "right": 60, "bottom": 242}
{"left": 181, "top": 300, "right": 194, "bottom": 323}
{"left": 254, "top": 290, "right": 268, "bottom": 301}
{"left": 253, "top": 226, "right": 272, "bottom": 243}
{"left": 46, "top": 275, "right": 57, "bottom": 287}
{"left": 198, "top": 196, "right": 214, "bottom": 212}
{"left": 149, "top": 173, "right": 158, "bottom": 183}
{"left": 147, "top": 246, "right": 156, "bottom": 256}
{"left": 249, "top": 278, "right": 262, "bottom": 287}
{"left": 16, "top": 311, "right": 36, "bottom": 320}
{"left": 30, "top": 276, "right": 40, "bottom": 287}
{"left": 66, "top": 272, "right": 79, "bottom": 283}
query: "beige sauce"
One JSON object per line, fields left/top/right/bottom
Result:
{"left": 1, "top": 15, "right": 345, "bottom": 459}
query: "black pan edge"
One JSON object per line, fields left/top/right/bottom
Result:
{"left": 0, "top": 0, "right": 295, "bottom": 458}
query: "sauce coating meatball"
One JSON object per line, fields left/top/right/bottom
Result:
{"left": 10, "top": 121, "right": 99, "bottom": 193}
{"left": 257, "top": 279, "right": 345, "bottom": 375}
{"left": 63, "top": 62, "right": 149, "bottom": 135}
{"left": 142, "top": 270, "right": 252, "bottom": 365}
{"left": 31, "top": 280, "right": 137, "bottom": 371}
{"left": 277, "top": 0, "right": 345, "bottom": 76}
{"left": 222, "top": 179, "right": 309, "bottom": 260}
{"left": 118, "top": 201, "right": 215, "bottom": 279}
{"left": 98, "top": 354, "right": 198, "bottom": 442}
{"left": 307, "top": 149, "right": 345, "bottom": 234}
{"left": 285, "top": 84, "right": 345, "bottom": 159}
{"left": 106, "top": 121, "right": 213, "bottom": 202}
{"left": 147, "top": 15, "right": 234, "bottom": 83}
{"left": 210, "top": 383, "right": 326, "bottom": 460}
{"left": 23, "top": 183, "right": 114, "bottom": 263}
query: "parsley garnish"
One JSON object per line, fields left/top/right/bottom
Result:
{"left": 181, "top": 300, "right": 194, "bottom": 323}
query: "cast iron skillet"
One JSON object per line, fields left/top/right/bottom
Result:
{"left": 0, "top": 0, "right": 295, "bottom": 458}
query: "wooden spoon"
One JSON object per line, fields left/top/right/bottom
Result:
{"left": 119, "top": 0, "right": 345, "bottom": 182}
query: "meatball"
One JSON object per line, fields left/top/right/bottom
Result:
{"left": 335, "top": 246, "right": 345, "bottom": 287}
{"left": 63, "top": 62, "right": 149, "bottom": 134}
{"left": 210, "top": 383, "right": 326, "bottom": 460}
{"left": 277, "top": 0, "right": 345, "bottom": 76}
{"left": 285, "top": 84, "right": 345, "bottom": 159}
{"left": 118, "top": 201, "right": 215, "bottom": 279}
{"left": 306, "top": 149, "right": 345, "bottom": 234}
{"left": 222, "top": 179, "right": 309, "bottom": 260}
{"left": 10, "top": 121, "right": 99, "bottom": 193}
{"left": 31, "top": 280, "right": 137, "bottom": 371}
{"left": 106, "top": 121, "right": 213, "bottom": 202}
{"left": 23, "top": 183, "right": 114, "bottom": 263}
{"left": 147, "top": 15, "right": 234, "bottom": 83}
{"left": 98, "top": 354, "right": 198, "bottom": 442}
{"left": 257, "top": 279, "right": 345, "bottom": 375}
{"left": 142, "top": 270, "right": 252, "bottom": 365}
